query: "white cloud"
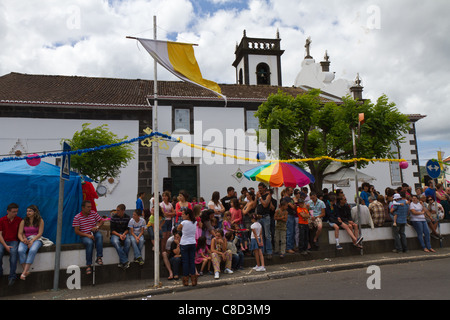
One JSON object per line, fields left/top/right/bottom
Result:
{"left": 1, "top": 0, "right": 450, "bottom": 162}
{"left": 207, "top": 0, "right": 237, "bottom": 4}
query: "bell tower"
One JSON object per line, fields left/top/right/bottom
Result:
{"left": 232, "top": 30, "right": 284, "bottom": 86}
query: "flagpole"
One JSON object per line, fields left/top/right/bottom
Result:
{"left": 352, "top": 127, "right": 362, "bottom": 255}
{"left": 152, "top": 15, "right": 161, "bottom": 287}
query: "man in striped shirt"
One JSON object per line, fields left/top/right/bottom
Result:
{"left": 73, "top": 200, "right": 104, "bottom": 274}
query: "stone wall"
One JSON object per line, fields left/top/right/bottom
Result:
{"left": 2, "top": 221, "right": 449, "bottom": 297}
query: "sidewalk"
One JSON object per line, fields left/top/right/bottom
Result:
{"left": 3, "top": 247, "right": 450, "bottom": 300}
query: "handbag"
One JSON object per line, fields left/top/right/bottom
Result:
{"left": 27, "top": 235, "right": 54, "bottom": 247}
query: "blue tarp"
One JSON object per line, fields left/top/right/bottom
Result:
{"left": 0, "top": 160, "right": 82, "bottom": 244}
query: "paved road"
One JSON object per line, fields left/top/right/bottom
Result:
{"left": 143, "top": 257, "right": 450, "bottom": 300}
{"left": 4, "top": 248, "right": 450, "bottom": 301}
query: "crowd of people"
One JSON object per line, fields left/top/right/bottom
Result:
{"left": 1, "top": 179, "right": 449, "bottom": 288}
{"left": 351, "top": 181, "right": 450, "bottom": 253}
{"left": 142, "top": 180, "right": 450, "bottom": 286}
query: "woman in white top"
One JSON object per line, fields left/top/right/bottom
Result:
{"left": 177, "top": 208, "right": 198, "bottom": 286}
{"left": 409, "top": 195, "right": 435, "bottom": 252}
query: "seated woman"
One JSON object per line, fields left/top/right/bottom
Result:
{"left": 17, "top": 205, "right": 45, "bottom": 280}
{"left": 422, "top": 195, "right": 442, "bottom": 240}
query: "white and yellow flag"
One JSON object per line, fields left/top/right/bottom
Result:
{"left": 136, "top": 38, "right": 225, "bottom": 102}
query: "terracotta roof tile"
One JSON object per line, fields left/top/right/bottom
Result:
{"left": 0, "top": 72, "right": 336, "bottom": 108}
{"left": 0, "top": 72, "right": 153, "bottom": 107}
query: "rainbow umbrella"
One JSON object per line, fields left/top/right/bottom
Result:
{"left": 244, "top": 162, "right": 315, "bottom": 188}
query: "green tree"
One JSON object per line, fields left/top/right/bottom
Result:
{"left": 66, "top": 123, "right": 136, "bottom": 183}
{"left": 255, "top": 89, "right": 410, "bottom": 192}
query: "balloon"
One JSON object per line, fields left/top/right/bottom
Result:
{"left": 399, "top": 161, "right": 408, "bottom": 169}
{"left": 256, "top": 152, "right": 266, "bottom": 161}
{"left": 26, "top": 154, "right": 41, "bottom": 166}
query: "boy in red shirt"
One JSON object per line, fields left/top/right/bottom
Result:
{"left": 0, "top": 203, "right": 22, "bottom": 285}
{"left": 296, "top": 199, "right": 310, "bottom": 255}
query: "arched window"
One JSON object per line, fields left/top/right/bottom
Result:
{"left": 256, "top": 63, "right": 270, "bottom": 85}
{"left": 238, "top": 68, "right": 243, "bottom": 85}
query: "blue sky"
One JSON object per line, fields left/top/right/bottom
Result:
{"left": 1, "top": 0, "right": 449, "bottom": 165}
{"left": 418, "top": 140, "right": 448, "bottom": 164}
{"left": 192, "top": 0, "right": 249, "bottom": 13}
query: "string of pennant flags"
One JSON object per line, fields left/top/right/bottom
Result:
{"left": 174, "top": 137, "right": 408, "bottom": 164}
{"left": 0, "top": 130, "right": 172, "bottom": 163}
{"left": 0, "top": 130, "right": 410, "bottom": 165}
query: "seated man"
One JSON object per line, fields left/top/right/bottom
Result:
{"left": 328, "top": 194, "right": 363, "bottom": 249}
{"left": 73, "top": 200, "right": 104, "bottom": 275}
{"left": 162, "top": 228, "right": 178, "bottom": 280}
{"left": 110, "top": 204, "right": 131, "bottom": 269}
{"left": 306, "top": 192, "right": 326, "bottom": 248}
{"left": 0, "top": 203, "right": 22, "bottom": 286}
{"left": 337, "top": 195, "right": 363, "bottom": 243}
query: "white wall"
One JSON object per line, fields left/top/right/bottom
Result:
{"left": 156, "top": 106, "right": 270, "bottom": 200}
{"left": 329, "top": 223, "right": 450, "bottom": 244}
{"left": 0, "top": 118, "right": 139, "bottom": 212}
{"left": 0, "top": 244, "right": 145, "bottom": 274}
